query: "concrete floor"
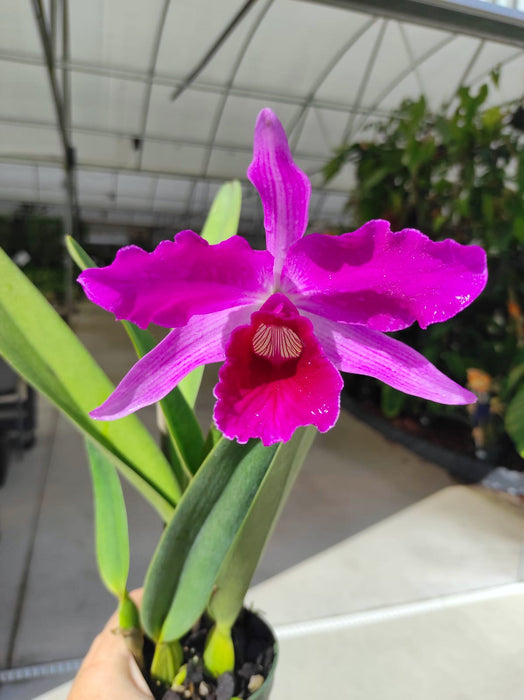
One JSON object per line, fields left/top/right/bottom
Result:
{"left": 0, "top": 302, "right": 456, "bottom": 698}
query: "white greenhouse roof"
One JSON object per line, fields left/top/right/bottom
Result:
{"left": 0, "top": 0, "right": 523, "bottom": 235}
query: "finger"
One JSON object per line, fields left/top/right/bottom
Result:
{"left": 69, "top": 589, "right": 151, "bottom": 699}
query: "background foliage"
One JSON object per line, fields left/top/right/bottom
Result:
{"left": 325, "top": 78, "right": 524, "bottom": 462}
{"left": 0, "top": 204, "right": 86, "bottom": 304}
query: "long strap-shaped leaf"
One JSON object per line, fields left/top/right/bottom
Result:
{"left": 200, "top": 180, "right": 241, "bottom": 245}
{"left": 0, "top": 249, "right": 179, "bottom": 519}
{"left": 141, "top": 436, "right": 288, "bottom": 643}
{"left": 66, "top": 236, "right": 204, "bottom": 484}
{"left": 208, "top": 426, "right": 316, "bottom": 627}
{"left": 86, "top": 440, "right": 130, "bottom": 599}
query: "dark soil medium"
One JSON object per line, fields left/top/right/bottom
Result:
{"left": 142, "top": 609, "right": 275, "bottom": 700}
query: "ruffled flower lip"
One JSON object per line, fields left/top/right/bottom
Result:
{"left": 214, "top": 294, "right": 343, "bottom": 446}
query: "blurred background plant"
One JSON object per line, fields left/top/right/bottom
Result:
{"left": 0, "top": 204, "right": 88, "bottom": 305}
{"left": 324, "top": 76, "right": 524, "bottom": 466}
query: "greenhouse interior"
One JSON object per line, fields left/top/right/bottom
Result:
{"left": 1, "top": 0, "right": 524, "bottom": 698}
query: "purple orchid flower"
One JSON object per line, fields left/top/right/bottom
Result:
{"left": 79, "top": 109, "right": 487, "bottom": 446}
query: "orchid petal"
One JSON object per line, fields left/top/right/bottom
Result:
{"left": 310, "top": 314, "right": 476, "bottom": 405}
{"left": 90, "top": 306, "right": 255, "bottom": 420}
{"left": 78, "top": 231, "right": 272, "bottom": 329}
{"left": 214, "top": 294, "right": 342, "bottom": 446}
{"left": 282, "top": 220, "right": 487, "bottom": 332}
{"left": 247, "top": 109, "right": 311, "bottom": 278}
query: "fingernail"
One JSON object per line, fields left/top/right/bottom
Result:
{"left": 129, "top": 656, "right": 153, "bottom": 697}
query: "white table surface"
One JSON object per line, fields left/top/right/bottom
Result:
{"left": 36, "top": 486, "right": 524, "bottom": 700}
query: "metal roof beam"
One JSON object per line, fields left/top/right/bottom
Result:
{"left": 287, "top": 16, "right": 377, "bottom": 150}
{"left": 136, "top": 0, "right": 171, "bottom": 170}
{"left": 31, "top": 0, "right": 79, "bottom": 316}
{"left": 30, "top": 0, "right": 71, "bottom": 158}
{"left": 305, "top": 0, "right": 524, "bottom": 47}
{"left": 170, "top": 0, "right": 260, "bottom": 101}
{"left": 342, "top": 19, "right": 387, "bottom": 143}
{"left": 0, "top": 156, "right": 354, "bottom": 196}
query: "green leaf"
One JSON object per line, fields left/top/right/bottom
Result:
{"left": 141, "top": 437, "right": 283, "bottom": 643}
{"left": 201, "top": 425, "right": 223, "bottom": 461}
{"left": 322, "top": 145, "right": 355, "bottom": 183}
{"left": 441, "top": 350, "right": 467, "bottom": 379}
{"left": 517, "top": 152, "right": 524, "bottom": 194}
{"left": 151, "top": 640, "right": 183, "bottom": 685}
{"left": 86, "top": 440, "right": 129, "bottom": 599}
{"left": 65, "top": 234, "right": 97, "bottom": 269}
{"left": 514, "top": 216, "right": 524, "bottom": 244}
{"left": 360, "top": 165, "right": 392, "bottom": 194}
{"left": 200, "top": 180, "right": 242, "bottom": 245}
{"left": 505, "top": 385, "right": 524, "bottom": 456}
{"left": 490, "top": 67, "right": 500, "bottom": 88}
{"left": 66, "top": 236, "right": 204, "bottom": 479}
{"left": 380, "top": 384, "right": 406, "bottom": 419}
{"left": 481, "top": 107, "right": 502, "bottom": 131}
{"left": 209, "top": 427, "right": 316, "bottom": 627}
{"left": 403, "top": 138, "right": 435, "bottom": 173}
{"left": 0, "top": 248, "right": 179, "bottom": 519}
{"left": 178, "top": 368, "right": 204, "bottom": 411}
{"left": 481, "top": 194, "right": 494, "bottom": 226}
{"left": 203, "top": 623, "right": 235, "bottom": 677}
{"left": 506, "top": 363, "right": 524, "bottom": 399}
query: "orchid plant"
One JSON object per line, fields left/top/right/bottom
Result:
{"left": 0, "top": 109, "right": 487, "bottom": 698}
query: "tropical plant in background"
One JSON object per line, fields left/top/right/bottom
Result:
{"left": 0, "top": 109, "right": 486, "bottom": 699}
{"left": 0, "top": 205, "right": 68, "bottom": 303}
{"left": 324, "top": 77, "right": 524, "bottom": 462}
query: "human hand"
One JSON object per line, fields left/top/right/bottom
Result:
{"left": 68, "top": 590, "right": 152, "bottom": 699}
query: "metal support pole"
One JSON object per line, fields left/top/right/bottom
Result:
{"left": 61, "top": 0, "right": 74, "bottom": 317}
{"left": 31, "top": 0, "right": 78, "bottom": 319}
{"left": 31, "top": 0, "right": 70, "bottom": 154}
{"left": 63, "top": 150, "right": 75, "bottom": 317}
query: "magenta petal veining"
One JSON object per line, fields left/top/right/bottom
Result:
{"left": 78, "top": 231, "right": 272, "bottom": 329}
{"left": 91, "top": 305, "right": 255, "bottom": 420}
{"left": 247, "top": 108, "right": 311, "bottom": 278}
{"left": 281, "top": 220, "right": 487, "bottom": 332}
{"left": 309, "top": 314, "right": 477, "bottom": 405}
